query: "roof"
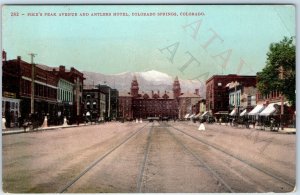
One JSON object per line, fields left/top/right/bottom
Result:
{"left": 174, "top": 76, "right": 179, "bottom": 81}
{"left": 136, "top": 91, "right": 175, "bottom": 99}
{"left": 206, "top": 74, "right": 256, "bottom": 84}
{"left": 119, "top": 91, "right": 133, "bottom": 97}
{"left": 36, "top": 64, "right": 60, "bottom": 71}
{"left": 179, "top": 92, "right": 201, "bottom": 98}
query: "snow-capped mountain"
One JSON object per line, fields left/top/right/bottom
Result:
{"left": 82, "top": 70, "right": 205, "bottom": 96}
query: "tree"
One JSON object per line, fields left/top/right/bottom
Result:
{"left": 257, "top": 36, "right": 296, "bottom": 107}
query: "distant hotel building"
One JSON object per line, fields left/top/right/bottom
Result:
{"left": 119, "top": 75, "right": 201, "bottom": 120}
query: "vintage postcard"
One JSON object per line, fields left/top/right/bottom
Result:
{"left": 1, "top": 4, "right": 296, "bottom": 193}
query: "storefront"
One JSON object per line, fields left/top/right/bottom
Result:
{"left": 2, "top": 95, "right": 21, "bottom": 128}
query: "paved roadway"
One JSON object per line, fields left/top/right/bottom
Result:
{"left": 2, "top": 121, "right": 296, "bottom": 193}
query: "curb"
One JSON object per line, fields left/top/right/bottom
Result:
{"left": 2, "top": 123, "right": 101, "bottom": 136}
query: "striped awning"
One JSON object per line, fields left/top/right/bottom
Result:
{"left": 240, "top": 109, "right": 247, "bottom": 116}
{"left": 248, "top": 105, "right": 265, "bottom": 116}
{"left": 259, "top": 103, "right": 277, "bottom": 116}
{"left": 229, "top": 109, "right": 236, "bottom": 116}
{"left": 184, "top": 113, "right": 190, "bottom": 119}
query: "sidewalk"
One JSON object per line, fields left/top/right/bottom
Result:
{"left": 216, "top": 122, "right": 296, "bottom": 134}
{"left": 278, "top": 127, "right": 296, "bottom": 134}
{"left": 2, "top": 123, "right": 98, "bottom": 135}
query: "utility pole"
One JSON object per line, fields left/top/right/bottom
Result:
{"left": 29, "top": 53, "right": 37, "bottom": 114}
{"left": 279, "top": 65, "right": 284, "bottom": 130}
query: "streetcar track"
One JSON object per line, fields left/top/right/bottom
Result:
{"left": 167, "top": 123, "right": 295, "bottom": 188}
{"left": 136, "top": 123, "right": 153, "bottom": 192}
{"left": 162, "top": 123, "right": 234, "bottom": 193}
{"left": 58, "top": 123, "right": 150, "bottom": 193}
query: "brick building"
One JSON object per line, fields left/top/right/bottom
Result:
{"left": 118, "top": 92, "right": 133, "bottom": 120}
{"left": 255, "top": 70, "right": 295, "bottom": 127}
{"left": 205, "top": 74, "right": 256, "bottom": 114}
{"left": 119, "top": 76, "right": 181, "bottom": 120}
{"left": 2, "top": 52, "right": 85, "bottom": 127}
{"left": 2, "top": 56, "right": 58, "bottom": 127}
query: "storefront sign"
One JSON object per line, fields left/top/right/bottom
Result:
{"left": 3, "top": 91, "right": 16, "bottom": 98}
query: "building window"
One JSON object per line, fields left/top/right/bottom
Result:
{"left": 247, "top": 95, "right": 251, "bottom": 106}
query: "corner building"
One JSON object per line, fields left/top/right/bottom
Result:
{"left": 206, "top": 74, "right": 256, "bottom": 114}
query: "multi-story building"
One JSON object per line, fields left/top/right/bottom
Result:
{"left": 2, "top": 51, "right": 85, "bottom": 127}
{"left": 119, "top": 75, "right": 197, "bottom": 120}
{"left": 227, "top": 81, "right": 257, "bottom": 116}
{"left": 205, "top": 74, "right": 256, "bottom": 114}
{"left": 57, "top": 78, "right": 74, "bottom": 117}
{"left": 82, "top": 87, "right": 107, "bottom": 121}
{"left": 255, "top": 78, "right": 295, "bottom": 127}
{"left": 110, "top": 89, "right": 119, "bottom": 120}
{"left": 49, "top": 65, "right": 85, "bottom": 122}
{"left": 118, "top": 92, "right": 133, "bottom": 120}
{"left": 178, "top": 90, "right": 201, "bottom": 119}
{"left": 2, "top": 55, "right": 58, "bottom": 127}
{"left": 246, "top": 66, "right": 295, "bottom": 128}
{"left": 96, "top": 85, "right": 119, "bottom": 121}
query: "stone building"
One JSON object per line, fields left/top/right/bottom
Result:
{"left": 96, "top": 85, "right": 119, "bottom": 121}
{"left": 82, "top": 87, "right": 107, "bottom": 121}
{"left": 178, "top": 90, "right": 201, "bottom": 119}
{"left": 49, "top": 65, "right": 85, "bottom": 122}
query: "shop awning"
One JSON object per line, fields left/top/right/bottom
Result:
{"left": 201, "top": 111, "right": 209, "bottom": 117}
{"left": 194, "top": 113, "right": 201, "bottom": 118}
{"left": 229, "top": 109, "right": 236, "bottom": 116}
{"left": 189, "top": 114, "right": 195, "bottom": 118}
{"left": 259, "top": 103, "right": 277, "bottom": 116}
{"left": 184, "top": 113, "right": 190, "bottom": 119}
{"left": 248, "top": 105, "right": 265, "bottom": 115}
{"left": 215, "top": 111, "right": 229, "bottom": 115}
{"left": 240, "top": 109, "right": 247, "bottom": 116}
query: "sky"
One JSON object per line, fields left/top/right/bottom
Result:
{"left": 2, "top": 5, "right": 295, "bottom": 81}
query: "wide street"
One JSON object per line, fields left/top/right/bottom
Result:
{"left": 2, "top": 121, "right": 296, "bottom": 193}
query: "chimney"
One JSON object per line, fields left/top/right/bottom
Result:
{"left": 152, "top": 90, "right": 154, "bottom": 97}
{"left": 2, "top": 50, "right": 7, "bottom": 61}
{"left": 59, "top": 65, "right": 65, "bottom": 72}
{"left": 195, "top": 89, "right": 199, "bottom": 95}
{"left": 158, "top": 90, "right": 160, "bottom": 97}
{"left": 17, "top": 56, "right": 21, "bottom": 61}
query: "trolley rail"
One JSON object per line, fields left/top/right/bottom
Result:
{"left": 58, "top": 123, "right": 150, "bottom": 193}
{"left": 163, "top": 124, "right": 234, "bottom": 192}
{"left": 167, "top": 122, "right": 295, "bottom": 188}
{"left": 136, "top": 124, "right": 153, "bottom": 192}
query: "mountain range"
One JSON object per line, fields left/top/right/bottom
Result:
{"left": 83, "top": 70, "right": 205, "bottom": 97}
